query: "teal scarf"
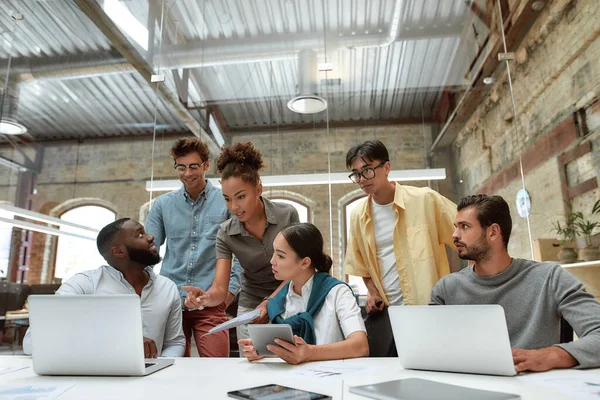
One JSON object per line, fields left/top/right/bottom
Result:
{"left": 267, "top": 272, "right": 347, "bottom": 345}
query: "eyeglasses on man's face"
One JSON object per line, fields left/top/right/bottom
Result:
{"left": 348, "top": 162, "right": 386, "bottom": 183}
{"left": 174, "top": 161, "right": 206, "bottom": 172}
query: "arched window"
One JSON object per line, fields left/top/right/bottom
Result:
{"left": 344, "top": 196, "right": 368, "bottom": 296}
{"left": 54, "top": 205, "right": 116, "bottom": 281}
{"left": 271, "top": 199, "right": 309, "bottom": 223}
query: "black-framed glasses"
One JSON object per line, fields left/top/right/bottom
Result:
{"left": 174, "top": 161, "right": 205, "bottom": 172}
{"left": 348, "top": 162, "right": 386, "bottom": 183}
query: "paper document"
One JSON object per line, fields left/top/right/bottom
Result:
{"left": 203, "top": 309, "right": 261, "bottom": 336}
{"left": 520, "top": 370, "right": 600, "bottom": 400}
{"left": 0, "top": 366, "right": 28, "bottom": 376}
{"left": 0, "top": 383, "right": 74, "bottom": 400}
{"left": 275, "top": 361, "right": 384, "bottom": 380}
{"left": 293, "top": 364, "right": 365, "bottom": 379}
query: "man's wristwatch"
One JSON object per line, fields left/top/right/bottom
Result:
{"left": 262, "top": 296, "right": 271, "bottom": 302}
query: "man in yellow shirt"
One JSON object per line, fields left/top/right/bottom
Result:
{"left": 344, "top": 140, "right": 457, "bottom": 356}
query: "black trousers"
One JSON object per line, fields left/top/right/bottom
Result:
{"left": 364, "top": 307, "right": 398, "bottom": 357}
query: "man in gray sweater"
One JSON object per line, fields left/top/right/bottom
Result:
{"left": 430, "top": 194, "right": 600, "bottom": 372}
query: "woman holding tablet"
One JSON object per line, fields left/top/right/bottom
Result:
{"left": 238, "top": 223, "right": 369, "bottom": 364}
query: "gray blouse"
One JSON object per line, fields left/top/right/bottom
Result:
{"left": 216, "top": 197, "right": 299, "bottom": 308}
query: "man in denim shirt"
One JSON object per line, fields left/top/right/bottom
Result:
{"left": 146, "top": 137, "right": 242, "bottom": 357}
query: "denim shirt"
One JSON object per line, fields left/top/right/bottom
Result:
{"left": 145, "top": 181, "right": 243, "bottom": 304}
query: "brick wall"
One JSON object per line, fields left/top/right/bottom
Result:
{"left": 211, "top": 124, "right": 436, "bottom": 278}
{"left": 1, "top": 124, "right": 437, "bottom": 283}
{"left": 448, "top": 0, "right": 600, "bottom": 259}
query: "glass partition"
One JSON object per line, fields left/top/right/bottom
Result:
{"left": 0, "top": 0, "right": 597, "bottom": 292}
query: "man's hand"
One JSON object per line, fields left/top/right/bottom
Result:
{"left": 238, "top": 338, "right": 264, "bottom": 362}
{"left": 512, "top": 347, "right": 578, "bottom": 373}
{"left": 366, "top": 294, "right": 385, "bottom": 314}
{"left": 267, "top": 335, "right": 312, "bottom": 365}
{"left": 143, "top": 337, "right": 158, "bottom": 358}
{"left": 252, "top": 300, "right": 270, "bottom": 324}
{"left": 182, "top": 286, "right": 209, "bottom": 309}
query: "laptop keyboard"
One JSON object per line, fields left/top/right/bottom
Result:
{"left": 145, "top": 363, "right": 156, "bottom": 368}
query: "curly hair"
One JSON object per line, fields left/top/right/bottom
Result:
{"left": 216, "top": 142, "right": 264, "bottom": 186}
{"left": 170, "top": 137, "right": 210, "bottom": 162}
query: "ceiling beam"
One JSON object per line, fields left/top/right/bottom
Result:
{"left": 0, "top": 130, "right": 190, "bottom": 148}
{"left": 8, "top": 24, "right": 464, "bottom": 83}
{"left": 228, "top": 117, "right": 434, "bottom": 134}
{"left": 72, "top": 0, "right": 219, "bottom": 154}
{"left": 429, "top": 0, "right": 544, "bottom": 151}
{"left": 200, "top": 85, "right": 468, "bottom": 108}
{"left": 470, "top": 1, "right": 491, "bottom": 28}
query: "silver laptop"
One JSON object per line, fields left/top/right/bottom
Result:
{"left": 388, "top": 305, "right": 516, "bottom": 376}
{"left": 28, "top": 294, "right": 174, "bottom": 376}
{"left": 350, "top": 378, "right": 520, "bottom": 400}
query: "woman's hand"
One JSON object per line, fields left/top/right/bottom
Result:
{"left": 238, "top": 338, "right": 264, "bottom": 362}
{"left": 267, "top": 335, "right": 313, "bottom": 365}
{"left": 252, "top": 299, "right": 270, "bottom": 324}
{"left": 182, "top": 286, "right": 209, "bottom": 310}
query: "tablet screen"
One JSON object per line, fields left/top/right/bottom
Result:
{"left": 248, "top": 324, "right": 294, "bottom": 357}
{"left": 228, "top": 384, "right": 331, "bottom": 400}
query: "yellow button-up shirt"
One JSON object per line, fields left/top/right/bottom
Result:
{"left": 344, "top": 183, "right": 457, "bottom": 305}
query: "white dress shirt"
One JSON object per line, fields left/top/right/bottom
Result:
{"left": 23, "top": 265, "right": 185, "bottom": 357}
{"left": 281, "top": 275, "right": 366, "bottom": 345}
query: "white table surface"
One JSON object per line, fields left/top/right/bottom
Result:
{"left": 0, "top": 356, "right": 595, "bottom": 399}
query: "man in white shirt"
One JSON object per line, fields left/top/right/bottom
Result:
{"left": 23, "top": 218, "right": 185, "bottom": 357}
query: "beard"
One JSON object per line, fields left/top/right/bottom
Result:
{"left": 126, "top": 245, "right": 161, "bottom": 266}
{"left": 455, "top": 233, "right": 490, "bottom": 262}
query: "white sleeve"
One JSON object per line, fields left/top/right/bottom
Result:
{"left": 23, "top": 272, "right": 94, "bottom": 355}
{"left": 160, "top": 284, "right": 185, "bottom": 357}
{"left": 334, "top": 285, "right": 366, "bottom": 338}
{"left": 56, "top": 272, "right": 97, "bottom": 295}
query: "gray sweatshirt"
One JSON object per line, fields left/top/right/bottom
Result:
{"left": 430, "top": 258, "right": 600, "bottom": 368}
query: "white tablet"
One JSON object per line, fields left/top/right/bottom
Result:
{"left": 248, "top": 324, "right": 294, "bottom": 357}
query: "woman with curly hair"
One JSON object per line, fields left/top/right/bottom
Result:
{"left": 183, "top": 142, "right": 299, "bottom": 344}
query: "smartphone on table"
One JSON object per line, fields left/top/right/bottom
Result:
{"left": 227, "top": 384, "right": 331, "bottom": 400}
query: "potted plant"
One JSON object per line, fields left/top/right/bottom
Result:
{"left": 576, "top": 199, "right": 600, "bottom": 262}
{"left": 552, "top": 201, "right": 580, "bottom": 263}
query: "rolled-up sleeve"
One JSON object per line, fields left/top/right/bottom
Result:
{"left": 145, "top": 199, "right": 166, "bottom": 250}
{"left": 344, "top": 208, "right": 370, "bottom": 278}
{"left": 216, "top": 228, "right": 233, "bottom": 260}
{"left": 334, "top": 285, "right": 366, "bottom": 338}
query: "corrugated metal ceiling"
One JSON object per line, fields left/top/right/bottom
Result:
{"left": 0, "top": 0, "right": 488, "bottom": 141}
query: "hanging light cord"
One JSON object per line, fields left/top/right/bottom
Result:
{"left": 496, "top": 0, "right": 535, "bottom": 260}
